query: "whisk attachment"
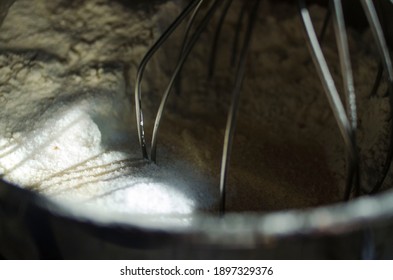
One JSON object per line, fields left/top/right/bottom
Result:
{"left": 134, "top": 0, "right": 393, "bottom": 215}
{"left": 299, "top": 0, "right": 359, "bottom": 200}
{"left": 219, "top": 0, "right": 260, "bottom": 215}
{"left": 332, "top": 0, "right": 360, "bottom": 198}
{"left": 151, "top": 0, "right": 223, "bottom": 162}
{"left": 134, "top": 0, "right": 259, "bottom": 214}
{"left": 331, "top": 0, "right": 357, "bottom": 131}
{"left": 179, "top": 0, "right": 205, "bottom": 57}
{"left": 299, "top": 0, "right": 393, "bottom": 198}
{"left": 134, "top": 0, "right": 202, "bottom": 160}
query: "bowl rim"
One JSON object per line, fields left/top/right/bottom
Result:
{"left": 2, "top": 178, "right": 393, "bottom": 242}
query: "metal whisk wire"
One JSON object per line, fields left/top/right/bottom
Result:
{"left": 151, "top": 0, "right": 223, "bottom": 162}
{"left": 299, "top": 0, "right": 359, "bottom": 200}
{"left": 134, "top": 0, "right": 203, "bottom": 160}
{"left": 299, "top": 0, "right": 393, "bottom": 197}
{"left": 134, "top": 0, "right": 261, "bottom": 214}
{"left": 219, "top": 0, "right": 261, "bottom": 215}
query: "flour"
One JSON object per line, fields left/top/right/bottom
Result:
{"left": 0, "top": 0, "right": 390, "bottom": 215}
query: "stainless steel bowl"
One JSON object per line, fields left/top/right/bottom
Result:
{"left": 2, "top": 178, "right": 393, "bottom": 259}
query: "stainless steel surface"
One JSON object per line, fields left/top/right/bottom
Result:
{"left": 2, "top": 178, "right": 393, "bottom": 259}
